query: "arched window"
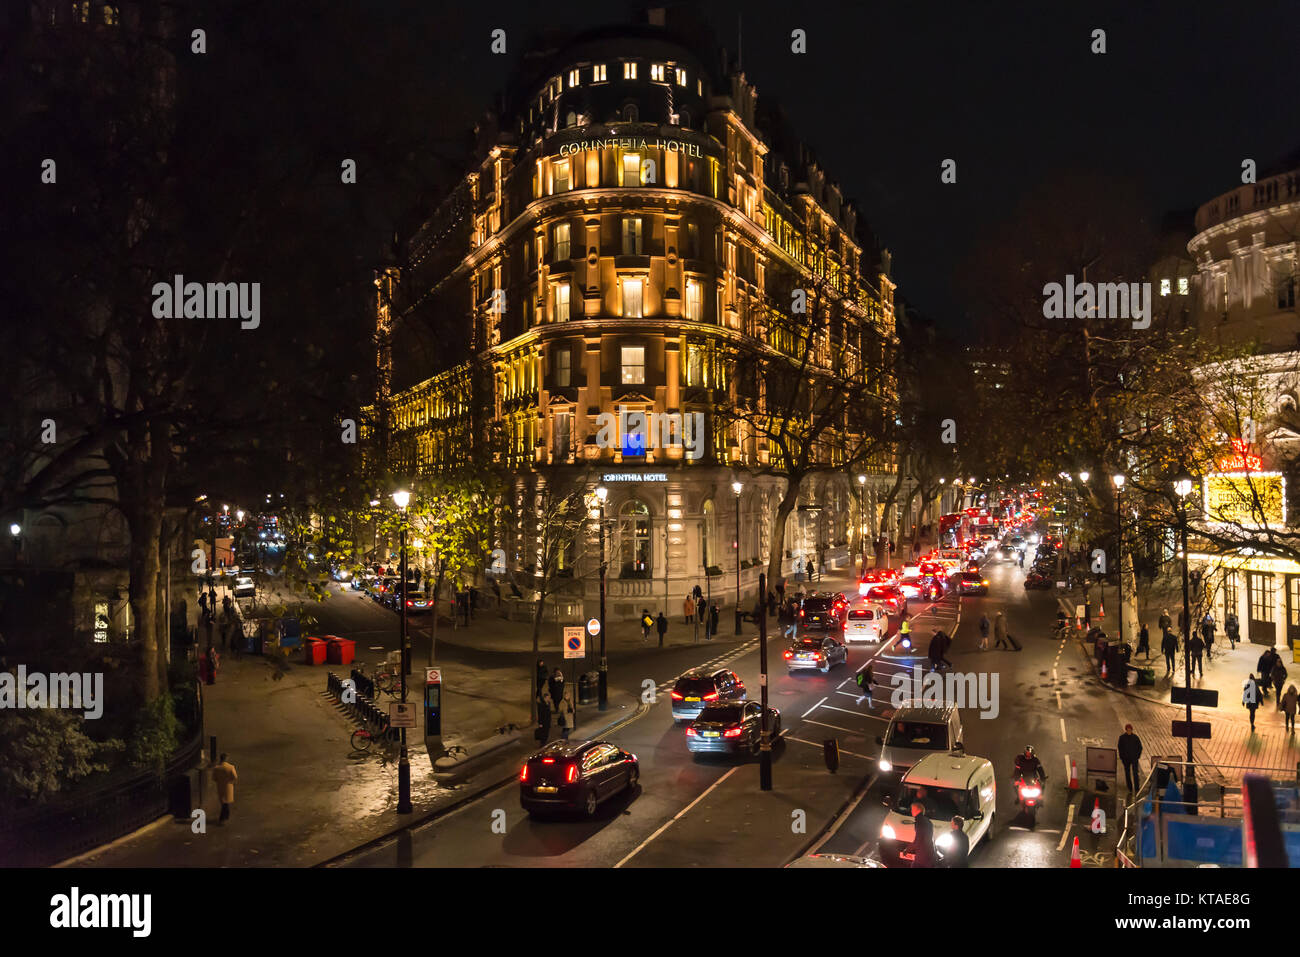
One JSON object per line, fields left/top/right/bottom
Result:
{"left": 619, "top": 499, "right": 652, "bottom": 578}
{"left": 565, "top": 110, "right": 577, "bottom": 128}
{"left": 702, "top": 498, "right": 718, "bottom": 571}
{"left": 622, "top": 103, "right": 639, "bottom": 123}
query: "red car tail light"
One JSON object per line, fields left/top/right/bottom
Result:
{"left": 685, "top": 727, "right": 697, "bottom": 736}
{"left": 541, "top": 757, "right": 555, "bottom": 764}
{"left": 814, "top": 653, "right": 824, "bottom": 660}
{"left": 520, "top": 764, "right": 529, "bottom": 782}
{"left": 704, "top": 691, "right": 719, "bottom": 701}
{"left": 723, "top": 727, "right": 743, "bottom": 738}
{"left": 565, "top": 764, "right": 579, "bottom": 783}
{"left": 783, "top": 650, "right": 793, "bottom": 659}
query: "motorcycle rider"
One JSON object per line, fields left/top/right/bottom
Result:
{"left": 1013, "top": 745, "right": 1046, "bottom": 802}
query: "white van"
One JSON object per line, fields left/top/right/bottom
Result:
{"left": 844, "top": 600, "right": 889, "bottom": 643}
{"left": 876, "top": 701, "right": 963, "bottom": 774}
{"left": 878, "top": 750, "right": 997, "bottom": 865}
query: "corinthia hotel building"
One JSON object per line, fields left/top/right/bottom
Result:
{"left": 371, "top": 17, "right": 900, "bottom": 618}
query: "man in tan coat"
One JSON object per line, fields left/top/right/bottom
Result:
{"left": 212, "top": 753, "right": 238, "bottom": 824}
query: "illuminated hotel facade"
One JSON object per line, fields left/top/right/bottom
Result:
{"left": 371, "top": 19, "right": 901, "bottom": 618}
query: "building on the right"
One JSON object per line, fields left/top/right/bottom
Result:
{"left": 1185, "top": 149, "right": 1300, "bottom": 647}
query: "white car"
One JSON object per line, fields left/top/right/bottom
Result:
{"left": 879, "top": 750, "right": 997, "bottom": 866}
{"left": 233, "top": 576, "right": 256, "bottom": 598}
{"left": 844, "top": 600, "right": 890, "bottom": 642}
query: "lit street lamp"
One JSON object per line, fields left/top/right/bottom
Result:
{"left": 856, "top": 474, "right": 867, "bottom": 571}
{"left": 391, "top": 488, "right": 413, "bottom": 816}
{"left": 1112, "top": 474, "right": 1125, "bottom": 649}
{"left": 733, "top": 480, "right": 743, "bottom": 635}
{"left": 595, "top": 485, "right": 609, "bottom": 710}
{"left": 1174, "top": 477, "right": 1198, "bottom": 809}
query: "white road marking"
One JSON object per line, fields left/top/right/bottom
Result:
{"left": 1060, "top": 717, "right": 1068, "bottom": 742}
{"left": 1057, "top": 795, "right": 1080, "bottom": 851}
{"left": 1055, "top": 691, "right": 1062, "bottom": 710}
{"left": 801, "top": 696, "right": 829, "bottom": 718}
{"left": 614, "top": 766, "right": 740, "bottom": 868}
{"left": 785, "top": 735, "right": 872, "bottom": 760}
{"left": 820, "top": 703, "right": 879, "bottom": 718}
{"left": 807, "top": 777, "right": 878, "bottom": 857}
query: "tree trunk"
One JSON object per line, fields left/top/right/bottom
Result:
{"left": 765, "top": 475, "right": 802, "bottom": 593}
{"left": 124, "top": 496, "right": 165, "bottom": 703}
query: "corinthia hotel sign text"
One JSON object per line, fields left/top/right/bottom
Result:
{"left": 557, "top": 138, "right": 704, "bottom": 158}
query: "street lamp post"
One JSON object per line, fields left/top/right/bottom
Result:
{"left": 856, "top": 474, "right": 867, "bottom": 571}
{"left": 596, "top": 486, "right": 608, "bottom": 711}
{"left": 733, "top": 480, "right": 743, "bottom": 635}
{"left": 1113, "top": 474, "right": 1125, "bottom": 650}
{"left": 1174, "top": 478, "right": 1198, "bottom": 809}
{"left": 391, "top": 489, "right": 413, "bottom": 815}
{"left": 758, "top": 571, "right": 772, "bottom": 791}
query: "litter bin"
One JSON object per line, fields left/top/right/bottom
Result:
{"left": 578, "top": 671, "right": 598, "bottom": 705}
{"left": 167, "top": 774, "right": 192, "bottom": 819}
{"left": 303, "top": 637, "right": 328, "bottom": 666}
{"left": 326, "top": 637, "right": 355, "bottom": 666}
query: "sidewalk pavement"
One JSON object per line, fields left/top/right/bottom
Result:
{"left": 61, "top": 650, "right": 644, "bottom": 868}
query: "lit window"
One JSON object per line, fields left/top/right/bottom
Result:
{"left": 621, "top": 345, "right": 646, "bottom": 383}
{"left": 624, "top": 61, "right": 637, "bottom": 80}
{"left": 650, "top": 63, "right": 665, "bottom": 82}
{"left": 623, "top": 279, "right": 644, "bottom": 318}
{"left": 622, "top": 217, "right": 643, "bottom": 255}
{"left": 697, "top": 79, "right": 702, "bottom": 96}
{"left": 593, "top": 64, "right": 607, "bottom": 82}
{"left": 623, "top": 153, "right": 642, "bottom": 185}
{"left": 554, "top": 223, "right": 570, "bottom": 261}
{"left": 556, "top": 349, "right": 571, "bottom": 387}
{"left": 685, "top": 280, "right": 702, "bottom": 320}
{"left": 554, "top": 160, "right": 570, "bottom": 192}
{"left": 556, "top": 283, "right": 571, "bottom": 321}
{"left": 1178, "top": 277, "right": 1189, "bottom": 296}
{"left": 676, "top": 68, "right": 687, "bottom": 86}
{"left": 94, "top": 602, "right": 109, "bottom": 643}
{"left": 1160, "top": 278, "right": 1171, "bottom": 297}
{"left": 104, "top": 3, "right": 118, "bottom": 24}
{"left": 569, "top": 69, "right": 580, "bottom": 88}
{"left": 686, "top": 345, "right": 703, "bottom": 385}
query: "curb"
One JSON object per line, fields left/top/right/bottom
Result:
{"left": 785, "top": 770, "right": 878, "bottom": 866}
{"left": 316, "top": 698, "right": 651, "bottom": 868}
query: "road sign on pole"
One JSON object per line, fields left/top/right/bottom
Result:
{"left": 564, "top": 626, "right": 586, "bottom": 660}
{"left": 1171, "top": 720, "right": 1212, "bottom": 739}
{"left": 388, "top": 701, "right": 417, "bottom": 728}
{"left": 1170, "top": 687, "right": 1219, "bottom": 708}
{"left": 586, "top": 618, "right": 601, "bottom": 637}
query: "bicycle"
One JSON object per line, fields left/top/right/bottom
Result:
{"left": 350, "top": 712, "right": 395, "bottom": 754}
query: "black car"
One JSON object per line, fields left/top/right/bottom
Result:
{"left": 800, "top": 593, "right": 847, "bottom": 630}
{"left": 956, "top": 571, "right": 989, "bottom": 595}
{"left": 671, "top": 669, "right": 747, "bottom": 722}
{"left": 519, "top": 739, "right": 639, "bottom": 818}
{"left": 686, "top": 701, "right": 783, "bottom": 756}
{"left": 783, "top": 634, "right": 849, "bottom": 673}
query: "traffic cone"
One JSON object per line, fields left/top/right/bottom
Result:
{"left": 1098, "top": 597, "right": 1105, "bottom": 617}
{"left": 1068, "top": 758, "right": 1079, "bottom": 790}
{"left": 1101, "top": 659, "right": 1108, "bottom": 680}
{"left": 1069, "top": 836, "right": 1082, "bottom": 868}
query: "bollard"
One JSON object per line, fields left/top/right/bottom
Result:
{"left": 209, "top": 735, "right": 217, "bottom": 764}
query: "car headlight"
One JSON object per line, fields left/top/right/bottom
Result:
{"left": 878, "top": 759, "right": 892, "bottom": 772}
{"left": 881, "top": 822, "right": 896, "bottom": 841}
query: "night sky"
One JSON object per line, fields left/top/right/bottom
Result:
{"left": 436, "top": 0, "right": 1299, "bottom": 333}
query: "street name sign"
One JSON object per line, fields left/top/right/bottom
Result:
{"left": 1171, "top": 719, "right": 1212, "bottom": 739}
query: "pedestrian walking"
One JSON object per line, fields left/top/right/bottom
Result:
{"left": 1244, "top": 674, "right": 1261, "bottom": 732}
{"left": 1118, "top": 723, "right": 1143, "bottom": 793}
{"left": 1284, "top": 685, "right": 1299, "bottom": 733}
{"left": 535, "top": 687, "right": 553, "bottom": 744}
{"left": 548, "top": 668, "right": 565, "bottom": 712}
{"left": 682, "top": 595, "right": 695, "bottom": 625}
{"left": 1201, "top": 614, "right": 1216, "bottom": 660}
{"left": 1187, "top": 633, "right": 1204, "bottom": 678}
{"left": 900, "top": 616, "right": 912, "bottom": 648}
{"left": 856, "top": 662, "right": 875, "bottom": 707}
{"left": 208, "top": 584, "right": 217, "bottom": 611}
{"left": 781, "top": 600, "right": 797, "bottom": 640}
{"left": 692, "top": 583, "right": 703, "bottom": 603}
{"left": 941, "top": 817, "right": 970, "bottom": 868}
{"left": 212, "top": 753, "right": 237, "bottom": 824}
{"left": 1271, "top": 658, "right": 1288, "bottom": 708}
{"left": 640, "top": 609, "right": 654, "bottom": 642}
{"left": 978, "top": 613, "right": 990, "bottom": 651}
{"left": 1135, "top": 622, "right": 1150, "bottom": 659}
{"left": 806, "top": 558, "right": 815, "bottom": 582}
{"left": 656, "top": 611, "right": 668, "bottom": 648}
{"left": 1158, "top": 608, "right": 1172, "bottom": 635}
{"left": 1257, "top": 648, "right": 1278, "bottom": 699}
{"left": 709, "top": 602, "right": 720, "bottom": 640}
{"left": 1161, "top": 627, "right": 1178, "bottom": 676}
{"left": 930, "top": 630, "right": 953, "bottom": 671}
{"left": 993, "top": 610, "right": 1010, "bottom": 650}
{"left": 696, "top": 595, "right": 707, "bottom": 626}
{"left": 554, "top": 684, "right": 576, "bottom": 740}
{"left": 1017, "top": 549, "right": 1024, "bottom": 569}
{"left": 203, "top": 643, "right": 218, "bottom": 685}
{"left": 1225, "top": 611, "right": 1240, "bottom": 649}
{"left": 910, "top": 803, "right": 937, "bottom": 868}
{"left": 198, "top": 590, "right": 208, "bottom": 617}
{"left": 536, "top": 658, "right": 548, "bottom": 697}
{"left": 222, "top": 594, "right": 232, "bottom": 619}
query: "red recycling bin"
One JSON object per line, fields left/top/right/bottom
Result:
{"left": 303, "top": 637, "right": 328, "bottom": 666}
{"left": 325, "top": 636, "right": 355, "bottom": 666}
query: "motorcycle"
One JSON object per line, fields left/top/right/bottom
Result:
{"left": 1014, "top": 772, "right": 1045, "bottom": 826}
